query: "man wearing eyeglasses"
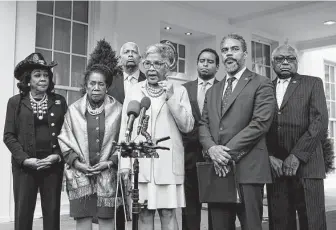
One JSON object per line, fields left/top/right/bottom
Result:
{"left": 107, "top": 42, "right": 146, "bottom": 104}
{"left": 266, "top": 43, "right": 328, "bottom": 230}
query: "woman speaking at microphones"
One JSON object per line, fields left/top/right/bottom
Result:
{"left": 119, "top": 43, "right": 194, "bottom": 230}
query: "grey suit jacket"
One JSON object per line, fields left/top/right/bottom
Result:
{"left": 107, "top": 71, "right": 146, "bottom": 104}
{"left": 182, "top": 78, "right": 219, "bottom": 170}
{"left": 266, "top": 74, "right": 328, "bottom": 179}
{"left": 199, "top": 69, "right": 275, "bottom": 183}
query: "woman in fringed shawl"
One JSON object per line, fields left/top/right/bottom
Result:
{"left": 58, "top": 62, "right": 129, "bottom": 230}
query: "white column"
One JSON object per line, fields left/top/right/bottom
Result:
{"left": 0, "top": 1, "right": 17, "bottom": 223}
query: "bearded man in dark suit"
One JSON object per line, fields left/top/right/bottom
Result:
{"left": 181, "top": 48, "right": 220, "bottom": 230}
{"left": 266, "top": 44, "right": 328, "bottom": 230}
{"left": 199, "top": 33, "right": 275, "bottom": 230}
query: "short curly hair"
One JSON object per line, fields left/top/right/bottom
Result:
{"left": 143, "top": 43, "right": 175, "bottom": 66}
{"left": 17, "top": 68, "right": 55, "bottom": 96}
{"left": 80, "top": 64, "right": 113, "bottom": 95}
{"left": 220, "top": 33, "right": 247, "bottom": 52}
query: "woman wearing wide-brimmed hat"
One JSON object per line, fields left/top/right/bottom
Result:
{"left": 3, "top": 53, "right": 67, "bottom": 230}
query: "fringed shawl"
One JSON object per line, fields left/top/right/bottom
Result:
{"left": 58, "top": 94, "right": 123, "bottom": 207}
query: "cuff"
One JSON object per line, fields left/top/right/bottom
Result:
{"left": 292, "top": 152, "right": 310, "bottom": 163}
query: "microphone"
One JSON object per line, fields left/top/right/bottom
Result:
{"left": 125, "top": 100, "right": 141, "bottom": 141}
{"left": 137, "top": 97, "right": 151, "bottom": 135}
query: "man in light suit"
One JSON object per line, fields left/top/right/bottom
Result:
{"left": 266, "top": 44, "right": 328, "bottom": 230}
{"left": 107, "top": 42, "right": 146, "bottom": 104}
{"left": 181, "top": 48, "right": 219, "bottom": 230}
{"left": 199, "top": 33, "right": 275, "bottom": 230}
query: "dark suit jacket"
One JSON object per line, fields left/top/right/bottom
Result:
{"left": 182, "top": 78, "right": 219, "bottom": 170}
{"left": 199, "top": 69, "right": 275, "bottom": 183}
{"left": 107, "top": 71, "right": 146, "bottom": 104}
{"left": 3, "top": 93, "right": 67, "bottom": 168}
{"left": 266, "top": 74, "right": 328, "bottom": 179}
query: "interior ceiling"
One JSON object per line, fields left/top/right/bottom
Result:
{"left": 170, "top": 1, "right": 336, "bottom": 44}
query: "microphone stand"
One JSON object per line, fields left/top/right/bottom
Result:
{"left": 114, "top": 115, "right": 170, "bottom": 230}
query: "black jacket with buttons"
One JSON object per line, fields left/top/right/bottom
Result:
{"left": 3, "top": 93, "right": 67, "bottom": 168}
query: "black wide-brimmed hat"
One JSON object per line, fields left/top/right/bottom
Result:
{"left": 14, "top": 52, "right": 57, "bottom": 81}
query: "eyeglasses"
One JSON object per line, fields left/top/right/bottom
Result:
{"left": 274, "top": 56, "right": 297, "bottom": 64}
{"left": 143, "top": 61, "right": 166, "bottom": 69}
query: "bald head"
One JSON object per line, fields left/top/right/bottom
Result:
{"left": 119, "top": 42, "right": 141, "bottom": 74}
{"left": 271, "top": 44, "right": 299, "bottom": 79}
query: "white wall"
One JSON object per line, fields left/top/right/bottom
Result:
{"left": 0, "top": 1, "right": 18, "bottom": 223}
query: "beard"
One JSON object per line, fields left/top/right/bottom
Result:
{"left": 198, "top": 70, "right": 214, "bottom": 81}
{"left": 224, "top": 58, "right": 241, "bottom": 75}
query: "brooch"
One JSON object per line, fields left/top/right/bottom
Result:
{"left": 55, "top": 100, "right": 61, "bottom": 105}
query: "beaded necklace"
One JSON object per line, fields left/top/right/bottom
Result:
{"left": 145, "top": 82, "right": 164, "bottom": 98}
{"left": 87, "top": 100, "right": 105, "bottom": 115}
{"left": 29, "top": 92, "right": 48, "bottom": 120}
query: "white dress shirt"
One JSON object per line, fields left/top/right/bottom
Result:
{"left": 276, "top": 78, "right": 291, "bottom": 108}
{"left": 123, "top": 69, "right": 140, "bottom": 96}
{"left": 197, "top": 77, "right": 215, "bottom": 112}
{"left": 222, "top": 66, "right": 247, "bottom": 97}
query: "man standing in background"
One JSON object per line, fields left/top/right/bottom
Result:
{"left": 181, "top": 48, "right": 220, "bottom": 230}
{"left": 107, "top": 42, "right": 146, "bottom": 104}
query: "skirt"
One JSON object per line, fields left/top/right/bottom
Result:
{"left": 69, "top": 193, "right": 115, "bottom": 219}
{"left": 138, "top": 160, "right": 186, "bottom": 210}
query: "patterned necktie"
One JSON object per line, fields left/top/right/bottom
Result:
{"left": 221, "top": 77, "right": 236, "bottom": 115}
{"left": 198, "top": 81, "right": 209, "bottom": 112}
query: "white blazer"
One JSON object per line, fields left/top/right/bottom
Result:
{"left": 119, "top": 80, "right": 194, "bottom": 185}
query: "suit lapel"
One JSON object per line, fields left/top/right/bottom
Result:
{"left": 221, "top": 69, "right": 252, "bottom": 117}
{"left": 216, "top": 78, "right": 226, "bottom": 117}
{"left": 189, "top": 80, "right": 201, "bottom": 118}
{"left": 272, "top": 79, "right": 279, "bottom": 111}
{"left": 280, "top": 74, "right": 301, "bottom": 110}
{"left": 21, "top": 95, "right": 32, "bottom": 111}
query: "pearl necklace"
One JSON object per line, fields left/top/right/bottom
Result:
{"left": 145, "top": 82, "right": 164, "bottom": 98}
{"left": 87, "top": 101, "right": 104, "bottom": 116}
{"left": 29, "top": 92, "right": 48, "bottom": 120}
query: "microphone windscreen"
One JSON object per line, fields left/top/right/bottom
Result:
{"left": 127, "top": 100, "right": 141, "bottom": 117}
{"left": 140, "top": 97, "right": 151, "bottom": 110}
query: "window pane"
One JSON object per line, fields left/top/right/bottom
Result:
{"left": 263, "top": 44, "right": 270, "bottom": 66}
{"left": 54, "top": 52, "right": 70, "bottom": 86}
{"left": 35, "top": 48, "right": 52, "bottom": 64}
{"left": 332, "top": 84, "right": 335, "bottom": 101}
{"left": 37, "top": 1, "right": 54, "bottom": 14}
{"left": 331, "top": 102, "right": 335, "bottom": 118}
{"left": 73, "top": 1, "right": 88, "bottom": 23}
{"left": 251, "top": 41, "right": 255, "bottom": 63}
{"left": 252, "top": 63, "right": 256, "bottom": 72}
{"left": 54, "top": 19, "right": 71, "bottom": 52}
{"left": 326, "top": 83, "right": 330, "bottom": 100}
{"left": 172, "top": 42, "right": 177, "bottom": 54}
{"left": 327, "top": 101, "right": 331, "bottom": 117}
{"left": 36, "top": 14, "right": 53, "bottom": 49}
{"left": 331, "top": 66, "right": 335, "bottom": 83}
{"left": 325, "top": 65, "right": 330, "bottom": 82}
{"left": 266, "top": 67, "right": 271, "bottom": 78}
{"left": 329, "top": 121, "right": 334, "bottom": 138}
{"left": 255, "top": 42, "right": 262, "bottom": 64}
{"left": 71, "top": 55, "right": 86, "bottom": 87}
{"left": 55, "top": 1, "right": 72, "bottom": 19}
{"left": 178, "top": 60, "right": 185, "bottom": 73}
{"left": 72, "top": 23, "right": 88, "bottom": 55}
{"left": 178, "top": 44, "right": 185, "bottom": 58}
{"left": 55, "top": 89, "right": 67, "bottom": 100}
{"left": 68, "top": 90, "right": 82, "bottom": 105}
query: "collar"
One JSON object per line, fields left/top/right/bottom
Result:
{"left": 198, "top": 77, "right": 215, "bottom": 86}
{"left": 124, "top": 69, "right": 140, "bottom": 81}
{"left": 226, "top": 66, "right": 246, "bottom": 81}
{"left": 277, "top": 77, "right": 291, "bottom": 84}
